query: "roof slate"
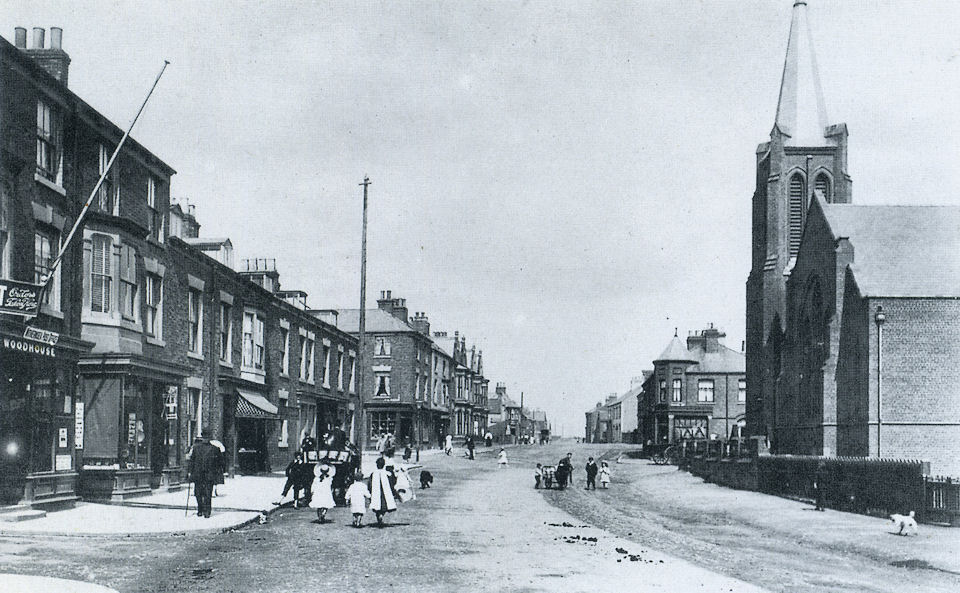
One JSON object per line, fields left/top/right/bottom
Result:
{"left": 822, "top": 203, "right": 960, "bottom": 297}
{"left": 332, "top": 309, "right": 414, "bottom": 333}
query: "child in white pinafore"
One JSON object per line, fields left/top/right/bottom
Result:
{"left": 345, "top": 472, "right": 371, "bottom": 527}
{"left": 497, "top": 448, "right": 508, "bottom": 468}
{"left": 599, "top": 461, "right": 611, "bottom": 488}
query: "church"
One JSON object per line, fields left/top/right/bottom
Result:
{"left": 745, "top": 1, "right": 960, "bottom": 476}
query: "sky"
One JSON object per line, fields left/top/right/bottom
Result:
{"left": 5, "top": 1, "right": 960, "bottom": 436}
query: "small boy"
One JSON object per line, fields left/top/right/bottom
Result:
{"left": 345, "top": 472, "right": 371, "bottom": 527}
{"left": 534, "top": 463, "right": 543, "bottom": 489}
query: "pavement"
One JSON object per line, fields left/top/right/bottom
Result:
{"left": 0, "top": 450, "right": 439, "bottom": 537}
{"left": 0, "top": 573, "right": 119, "bottom": 593}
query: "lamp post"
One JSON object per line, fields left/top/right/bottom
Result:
{"left": 874, "top": 304, "right": 885, "bottom": 457}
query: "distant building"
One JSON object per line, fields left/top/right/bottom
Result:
{"left": 639, "top": 326, "right": 745, "bottom": 445}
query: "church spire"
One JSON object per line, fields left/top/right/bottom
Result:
{"left": 774, "top": 1, "right": 831, "bottom": 147}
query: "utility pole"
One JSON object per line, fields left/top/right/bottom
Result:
{"left": 355, "top": 176, "right": 371, "bottom": 452}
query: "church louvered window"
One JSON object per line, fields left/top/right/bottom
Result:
{"left": 788, "top": 174, "right": 805, "bottom": 257}
{"left": 815, "top": 173, "right": 831, "bottom": 203}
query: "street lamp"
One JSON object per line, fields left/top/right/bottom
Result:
{"left": 874, "top": 305, "right": 885, "bottom": 457}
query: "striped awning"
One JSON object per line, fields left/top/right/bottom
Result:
{"left": 236, "top": 389, "right": 279, "bottom": 419}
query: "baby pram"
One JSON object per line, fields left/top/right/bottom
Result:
{"left": 541, "top": 465, "right": 558, "bottom": 489}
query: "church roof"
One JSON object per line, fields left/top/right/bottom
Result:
{"left": 774, "top": 1, "right": 834, "bottom": 147}
{"left": 654, "top": 336, "right": 697, "bottom": 363}
{"left": 823, "top": 203, "right": 960, "bottom": 297}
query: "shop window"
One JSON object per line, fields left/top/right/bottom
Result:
{"left": 738, "top": 379, "right": 747, "bottom": 403}
{"left": 369, "top": 411, "right": 397, "bottom": 439}
{"left": 34, "top": 227, "right": 61, "bottom": 311}
{"left": 242, "top": 310, "right": 265, "bottom": 370}
{"left": 119, "top": 244, "right": 137, "bottom": 320}
{"left": 36, "top": 99, "right": 62, "bottom": 184}
{"left": 697, "top": 379, "right": 715, "bottom": 403}
{"left": 672, "top": 379, "right": 682, "bottom": 402}
{"left": 122, "top": 382, "right": 150, "bottom": 469}
{"left": 144, "top": 275, "right": 162, "bottom": 337}
{"left": 91, "top": 235, "right": 112, "bottom": 312}
{"left": 374, "top": 373, "right": 390, "bottom": 398}
{"left": 188, "top": 289, "right": 202, "bottom": 353}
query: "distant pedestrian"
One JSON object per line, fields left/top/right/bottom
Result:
{"left": 497, "top": 448, "right": 508, "bottom": 468}
{"left": 310, "top": 463, "right": 336, "bottom": 524}
{"left": 485, "top": 431, "right": 493, "bottom": 447}
{"left": 187, "top": 430, "right": 220, "bottom": 518}
{"left": 559, "top": 452, "right": 574, "bottom": 488}
{"left": 444, "top": 434, "right": 453, "bottom": 456}
{"left": 403, "top": 442, "right": 412, "bottom": 462}
{"left": 585, "top": 457, "right": 598, "bottom": 490}
{"left": 599, "top": 461, "right": 611, "bottom": 488}
{"left": 345, "top": 472, "right": 371, "bottom": 528}
{"left": 534, "top": 464, "right": 543, "bottom": 489}
{"left": 813, "top": 460, "right": 827, "bottom": 511}
{"left": 369, "top": 457, "right": 398, "bottom": 526}
{"left": 466, "top": 437, "right": 475, "bottom": 460}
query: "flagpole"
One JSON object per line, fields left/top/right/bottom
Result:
{"left": 40, "top": 60, "right": 170, "bottom": 289}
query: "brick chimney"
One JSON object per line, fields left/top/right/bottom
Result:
{"left": 687, "top": 323, "right": 725, "bottom": 353}
{"left": 410, "top": 311, "right": 430, "bottom": 336}
{"left": 16, "top": 27, "right": 71, "bottom": 86}
{"left": 495, "top": 382, "right": 506, "bottom": 397}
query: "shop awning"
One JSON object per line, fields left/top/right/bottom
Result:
{"left": 236, "top": 389, "right": 279, "bottom": 419}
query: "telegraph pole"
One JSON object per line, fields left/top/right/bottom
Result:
{"left": 355, "top": 176, "right": 371, "bottom": 452}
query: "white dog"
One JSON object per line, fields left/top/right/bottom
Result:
{"left": 890, "top": 511, "right": 918, "bottom": 536}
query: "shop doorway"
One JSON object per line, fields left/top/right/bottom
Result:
{"left": 237, "top": 418, "right": 267, "bottom": 474}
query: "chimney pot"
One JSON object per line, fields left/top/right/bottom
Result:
{"left": 14, "top": 27, "right": 27, "bottom": 48}
{"left": 386, "top": 290, "right": 392, "bottom": 299}
{"left": 50, "top": 27, "right": 62, "bottom": 50}
{"left": 32, "top": 27, "right": 44, "bottom": 49}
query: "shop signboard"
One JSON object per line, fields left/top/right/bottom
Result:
{"left": 165, "top": 386, "right": 178, "bottom": 420}
{"left": 59, "top": 428, "right": 68, "bottom": 448}
{"left": 23, "top": 326, "right": 59, "bottom": 345}
{"left": 75, "top": 402, "right": 84, "bottom": 449}
{"left": 0, "top": 279, "right": 42, "bottom": 317}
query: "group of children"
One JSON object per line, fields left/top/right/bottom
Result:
{"left": 533, "top": 457, "right": 611, "bottom": 489}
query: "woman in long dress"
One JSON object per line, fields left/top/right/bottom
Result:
{"left": 310, "top": 463, "right": 336, "bottom": 524}
{"left": 368, "top": 457, "right": 397, "bottom": 526}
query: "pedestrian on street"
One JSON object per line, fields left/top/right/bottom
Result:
{"left": 310, "top": 462, "right": 336, "bottom": 524}
{"left": 497, "top": 447, "right": 508, "bottom": 468}
{"left": 599, "top": 461, "right": 611, "bottom": 489}
{"left": 585, "top": 457, "right": 598, "bottom": 490}
{"left": 813, "top": 460, "right": 827, "bottom": 511}
{"left": 375, "top": 433, "right": 386, "bottom": 453}
{"left": 345, "top": 472, "right": 371, "bottom": 528}
{"left": 485, "top": 431, "right": 493, "bottom": 447}
{"left": 208, "top": 438, "right": 226, "bottom": 497}
{"left": 368, "top": 456, "right": 398, "bottom": 526}
{"left": 187, "top": 430, "right": 220, "bottom": 518}
{"left": 559, "top": 452, "right": 574, "bottom": 488}
{"left": 274, "top": 455, "right": 307, "bottom": 508}
{"left": 466, "top": 437, "right": 475, "bottom": 460}
{"left": 534, "top": 463, "right": 543, "bottom": 489}
{"left": 444, "top": 434, "right": 453, "bottom": 456}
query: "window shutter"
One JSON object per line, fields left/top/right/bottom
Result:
{"left": 788, "top": 175, "right": 805, "bottom": 257}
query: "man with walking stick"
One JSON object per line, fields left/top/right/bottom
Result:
{"left": 187, "top": 430, "right": 221, "bottom": 518}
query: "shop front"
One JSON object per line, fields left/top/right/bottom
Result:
{"left": 77, "top": 354, "right": 190, "bottom": 500}
{"left": 365, "top": 404, "right": 413, "bottom": 449}
{"left": 0, "top": 322, "right": 92, "bottom": 508}
{"left": 226, "top": 387, "right": 278, "bottom": 475}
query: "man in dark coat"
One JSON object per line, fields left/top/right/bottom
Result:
{"left": 585, "top": 457, "right": 599, "bottom": 490}
{"left": 188, "top": 430, "right": 222, "bottom": 518}
{"left": 558, "top": 453, "right": 574, "bottom": 488}
{"left": 466, "top": 436, "right": 475, "bottom": 460}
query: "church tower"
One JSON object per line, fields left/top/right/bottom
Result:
{"left": 745, "top": 1, "right": 851, "bottom": 444}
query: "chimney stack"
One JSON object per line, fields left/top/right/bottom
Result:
{"left": 410, "top": 311, "right": 430, "bottom": 336}
{"left": 17, "top": 26, "right": 71, "bottom": 86}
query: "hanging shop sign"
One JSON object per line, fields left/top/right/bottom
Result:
{"left": 0, "top": 279, "right": 41, "bottom": 316}
{"left": 165, "top": 386, "right": 178, "bottom": 420}
{"left": 24, "top": 326, "right": 59, "bottom": 346}
{"left": 75, "top": 402, "right": 84, "bottom": 449}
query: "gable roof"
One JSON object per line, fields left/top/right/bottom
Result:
{"left": 822, "top": 203, "right": 960, "bottom": 297}
{"left": 332, "top": 308, "right": 414, "bottom": 334}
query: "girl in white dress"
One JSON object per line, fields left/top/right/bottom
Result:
{"left": 344, "top": 472, "right": 371, "bottom": 527}
{"left": 599, "top": 461, "right": 611, "bottom": 488}
{"left": 497, "top": 448, "right": 508, "bottom": 468}
{"left": 310, "top": 463, "right": 336, "bottom": 524}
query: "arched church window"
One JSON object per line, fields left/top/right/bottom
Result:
{"left": 815, "top": 173, "right": 831, "bottom": 203}
{"left": 788, "top": 174, "right": 805, "bottom": 256}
